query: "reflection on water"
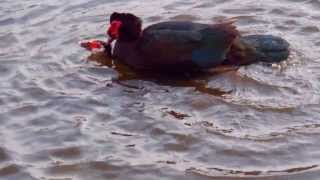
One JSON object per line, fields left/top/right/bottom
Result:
{"left": 87, "top": 52, "right": 236, "bottom": 97}
{"left": 1, "top": 0, "right": 320, "bottom": 179}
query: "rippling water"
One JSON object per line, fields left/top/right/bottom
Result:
{"left": 1, "top": 0, "right": 320, "bottom": 179}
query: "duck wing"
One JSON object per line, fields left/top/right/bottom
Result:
{"left": 138, "top": 21, "right": 239, "bottom": 69}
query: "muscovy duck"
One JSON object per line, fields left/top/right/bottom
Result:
{"left": 82, "top": 12, "right": 290, "bottom": 72}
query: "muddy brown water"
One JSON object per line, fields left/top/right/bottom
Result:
{"left": 1, "top": 0, "right": 320, "bottom": 179}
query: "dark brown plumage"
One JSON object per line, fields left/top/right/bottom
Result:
{"left": 105, "top": 12, "right": 290, "bottom": 72}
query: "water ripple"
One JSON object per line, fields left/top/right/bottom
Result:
{"left": 1, "top": 0, "right": 320, "bottom": 179}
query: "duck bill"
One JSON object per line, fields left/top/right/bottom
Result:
{"left": 79, "top": 41, "right": 92, "bottom": 50}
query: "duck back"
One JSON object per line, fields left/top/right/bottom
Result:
{"left": 134, "top": 21, "right": 239, "bottom": 70}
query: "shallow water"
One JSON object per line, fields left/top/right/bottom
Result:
{"left": 1, "top": 0, "right": 320, "bottom": 179}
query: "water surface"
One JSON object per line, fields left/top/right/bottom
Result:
{"left": 1, "top": 0, "right": 320, "bottom": 179}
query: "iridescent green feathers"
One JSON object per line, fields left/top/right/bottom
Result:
{"left": 139, "top": 21, "right": 239, "bottom": 68}
{"left": 139, "top": 21, "right": 289, "bottom": 68}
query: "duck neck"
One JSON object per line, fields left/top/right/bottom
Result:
{"left": 113, "top": 39, "right": 146, "bottom": 69}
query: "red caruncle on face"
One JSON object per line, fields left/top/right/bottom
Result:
{"left": 107, "top": 20, "right": 122, "bottom": 39}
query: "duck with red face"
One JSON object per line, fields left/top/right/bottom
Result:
{"left": 83, "top": 12, "right": 290, "bottom": 72}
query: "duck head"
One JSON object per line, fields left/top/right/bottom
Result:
{"left": 107, "top": 12, "right": 142, "bottom": 44}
